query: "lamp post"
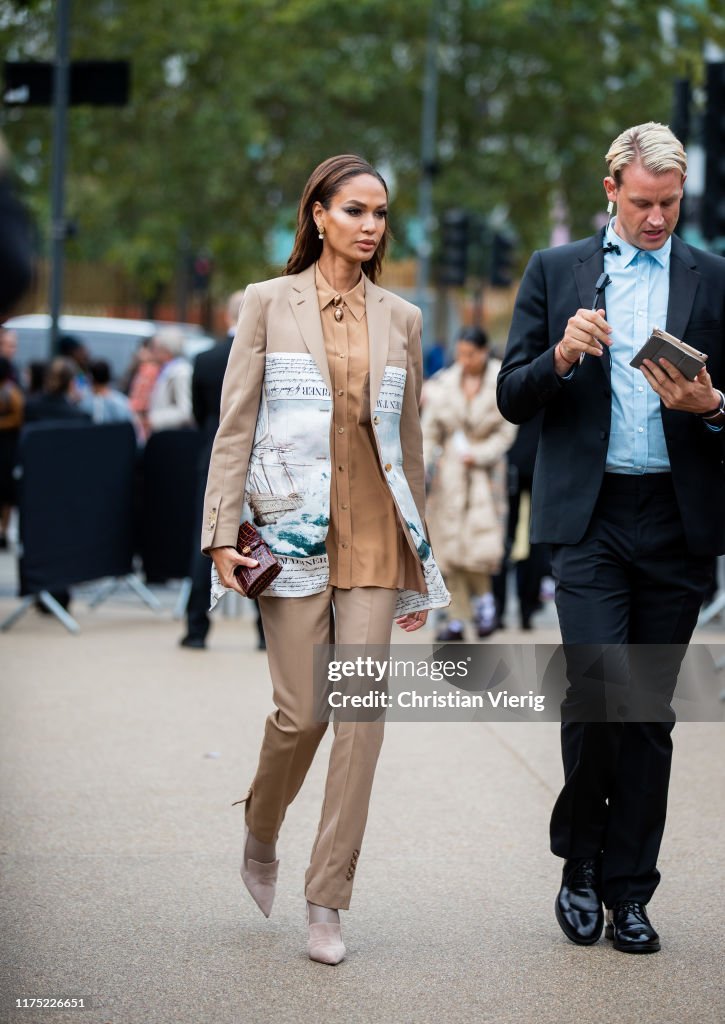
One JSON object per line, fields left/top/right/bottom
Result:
{"left": 414, "top": 0, "right": 440, "bottom": 328}
{"left": 49, "top": 0, "right": 71, "bottom": 357}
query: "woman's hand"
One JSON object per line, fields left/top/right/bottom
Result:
{"left": 395, "top": 610, "right": 428, "bottom": 632}
{"left": 209, "top": 545, "right": 259, "bottom": 596}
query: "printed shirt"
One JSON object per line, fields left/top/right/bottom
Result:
{"left": 316, "top": 264, "right": 402, "bottom": 589}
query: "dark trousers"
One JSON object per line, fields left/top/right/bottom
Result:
{"left": 549, "top": 473, "right": 713, "bottom": 906}
{"left": 186, "top": 473, "right": 212, "bottom": 641}
{"left": 492, "top": 480, "right": 551, "bottom": 628}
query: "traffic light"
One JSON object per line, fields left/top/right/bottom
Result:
{"left": 702, "top": 62, "right": 725, "bottom": 244}
{"left": 438, "top": 209, "right": 469, "bottom": 287}
{"left": 490, "top": 231, "right": 515, "bottom": 287}
{"left": 192, "top": 253, "right": 213, "bottom": 292}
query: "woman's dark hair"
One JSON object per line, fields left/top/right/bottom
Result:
{"left": 89, "top": 359, "right": 111, "bottom": 386}
{"left": 44, "top": 357, "right": 76, "bottom": 396}
{"left": 457, "top": 326, "right": 488, "bottom": 349}
{"left": 0, "top": 356, "right": 12, "bottom": 383}
{"left": 27, "top": 360, "right": 47, "bottom": 394}
{"left": 284, "top": 154, "right": 390, "bottom": 283}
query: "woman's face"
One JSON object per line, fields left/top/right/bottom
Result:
{"left": 314, "top": 174, "right": 388, "bottom": 265}
{"left": 456, "top": 340, "right": 487, "bottom": 375}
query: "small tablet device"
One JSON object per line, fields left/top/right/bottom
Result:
{"left": 630, "top": 327, "right": 708, "bottom": 381}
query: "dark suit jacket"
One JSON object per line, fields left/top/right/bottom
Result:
{"left": 191, "top": 334, "right": 233, "bottom": 472}
{"left": 497, "top": 231, "right": 725, "bottom": 556}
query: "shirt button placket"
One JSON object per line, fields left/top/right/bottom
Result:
{"left": 334, "top": 308, "right": 352, "bottom": 586}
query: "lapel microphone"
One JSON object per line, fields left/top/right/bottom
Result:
{"left": 591, "top": 272, "right": 611, "bottom": 310}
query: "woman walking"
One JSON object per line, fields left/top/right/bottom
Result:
{"left": 202, "top": 155, "right": 448, "bottom": 964}
{"left": 422, "top": 326, "right": 516, "bottom": 641}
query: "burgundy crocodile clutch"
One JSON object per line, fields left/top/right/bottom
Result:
{"left": 233, "top": 521, "right": 282, "bottom": 599}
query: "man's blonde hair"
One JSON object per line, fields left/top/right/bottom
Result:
{"left": 606, "top": 122, "right": 687, "bottom": 184}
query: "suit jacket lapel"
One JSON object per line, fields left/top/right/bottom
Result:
{"left": 666, "top": 236, "right": 700, "bottom": 341}
{"left": 289, "top": 265, "right": 332, "bottom": 393}
{"left": 365, "top": 278, "right": 391, "bottom": 411}
{"left": 573, "top": 233, "right": 605, "bottom": 310}
{"left": 573, "top": 233, "right": 609, "bottom": 380}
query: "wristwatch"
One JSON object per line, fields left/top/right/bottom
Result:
{"left": 699, "top": 389, "right": 725, "bottom": 422}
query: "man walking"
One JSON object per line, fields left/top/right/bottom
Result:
{"left": 180, "top": 289, "right": 266, "bottom": 650}
{"left": 497, "top": 122, "right": 725, "bottom": 953}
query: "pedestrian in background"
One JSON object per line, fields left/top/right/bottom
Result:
{"left": 0, "top": 327, "right": 20, "bottom": 384}
{"left": 202, "top": 154, "right": 448, "bottom": 964}
{"left": 24, "top": 358, "right": 91, "bottom": 425}
{"left": 126, "top": 340, "right": 160, "bottom": 441}
{"left": 180, "top": 288, "right": 261, "bottom": 651}
{"left": 147, "top": 328, "right": 193, "bottom": 432}
{"left": 79, "top": 359, "right": 135, "bottom": 426}
{"left": 492, "top": 411, "right": 551, "bottom": 630}
{"left": 57, "top": 335, "right": 91, "bottom": 397}
{"left": 422, "top": 326, "right": 516, "bottom": 641}
{"left": 0, "top": 354, "right": 23, "bottom": 548}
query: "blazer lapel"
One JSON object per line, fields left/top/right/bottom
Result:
{"left": 573, "top": 233, "right": 605, "bottom": 310}
{"left": 365, "top": 279, "right": 392, "bottom": 411}
{"left": 289, "top": 265, "right": 332, "bottom": 393}
{"left": 573, "top": 234, "right": 609, "bottom": 380}
{"left": 666, "top": 236, "right": 700, "bottom": 341}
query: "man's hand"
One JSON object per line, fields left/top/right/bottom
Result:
{"left": 640, "top": 358, "right": 720, "bottom": 414}
{"left": 554, "top": 308, "right": 612, "bottom": 376}
{"left": 210, "top": 545, "right": 259, "bottom": 596}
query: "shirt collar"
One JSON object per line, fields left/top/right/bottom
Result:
{"left": 606, "top": 218, "right": 671, "bottom": 269}
{"left": 315, "top": 263, "right": 366, "bottom": 321}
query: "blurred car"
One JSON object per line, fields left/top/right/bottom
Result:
{"left": 4, "top": 314, "right": 216, "bottom": 384}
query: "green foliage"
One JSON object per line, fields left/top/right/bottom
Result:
{"left": 2, "top": 0, "right": 723, "bottom": 301}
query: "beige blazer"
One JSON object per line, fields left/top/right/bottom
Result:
{"left": 201, "top": 264, "right": 449, "bottom": 614}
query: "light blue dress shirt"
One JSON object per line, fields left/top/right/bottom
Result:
{"left": 602, "top": 219, "right": 673, "bottom": 474}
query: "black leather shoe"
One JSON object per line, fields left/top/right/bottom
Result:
{"left": 180, "top": 635, "right": 206, "bottom": 650}
{"left": 605, "top": 902, "right": 660, "bottom": 953}
{"left": 555, "top": 858, "right": 603, "bottom": 945}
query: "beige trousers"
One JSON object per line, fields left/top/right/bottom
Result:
{"left": 446, "top": 567, "right": 491, "bottom": 622}
{"left": 243, "top": 585, "right": 397, "bottom": 910}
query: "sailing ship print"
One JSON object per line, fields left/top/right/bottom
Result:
{"left": 247, "top": 435, "right": 304, "bottom": 526}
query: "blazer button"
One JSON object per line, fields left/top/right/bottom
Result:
{"left": 384, "top": 463, "right": 392, "bottom": 472}
{"left": 600, "top": 430, "right": 608, "bottom": 440}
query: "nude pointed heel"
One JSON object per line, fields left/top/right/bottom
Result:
{"left": 306, "top": 907, "right": 346, "bottom": 965}
{"left": 241, "top": 827, "right": 279, "bottom": 919}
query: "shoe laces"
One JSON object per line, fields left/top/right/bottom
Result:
{"left": 615, "top": 901, "right": 647, "bottom": 922}
{"left": 568, "top": 859, "right": 598, "bottom": 887}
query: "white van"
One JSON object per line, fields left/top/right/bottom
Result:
{"left": 5, "top": 314, "right": 216, "bottom": 383}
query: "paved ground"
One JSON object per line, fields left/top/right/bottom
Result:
{"left": 0, "top": 549, "right": 724, "bottom": 1024}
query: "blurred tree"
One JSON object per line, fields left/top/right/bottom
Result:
{"left": 2, "top": 0, "right": 723, "bottom": 308}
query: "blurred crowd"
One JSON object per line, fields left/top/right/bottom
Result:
{"left": 0, "top": 323, "right": 198, "bottom": 542}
